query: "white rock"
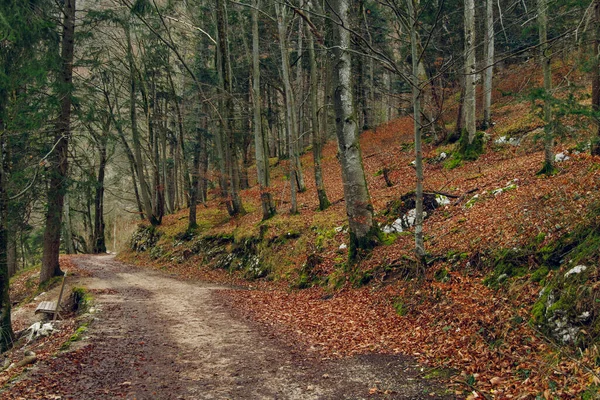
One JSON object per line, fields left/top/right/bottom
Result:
{"left": 382, "top": 226, "right": 394, "bottom": 234}
{"left": 435, "top": 195, "right": 450, "bottom": 206}
{"left": 26, "top": 322, "right": 57, "bottom": 342}
{"left": 555, "top": 152, "right": 570, "bottom": 163}
{"left": 565, "top": 265, "right": 587, "bottom": 278}
{"left": 339, "top": 243, "right": 347, "bottom": 250}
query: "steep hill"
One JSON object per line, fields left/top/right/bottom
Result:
{"left": 121, "top": 59, "right": 600, "bottom": 398}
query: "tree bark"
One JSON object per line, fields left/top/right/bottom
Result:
{"left": 464, "top": 0, "right": 476, "bottom": 143}
{"left": 63, "top": 193, "right": 75, "bottom": 254}
{"left": 329, "top": 0, "right": 378, "bottom": 259}
{"left": 216, "top": 0, "right": 245, "bottom": 216}
{"left": 482, "top": 0, "right": 494, "bottom": 129}
{"left": 252, "top": 0, "right": 276, "bottom": 220}
{"left": 407, "top": 0, "right": 425, "bottom": 259}
{"left": 275, "top": 3, "right": 299, "bottom": 214}
{"left": 92, "top": 142, "right": 107, "bottom": 254}
{"left": 41, "top": 0, "right": 76, "bottom": 284}
{"left": 592, "top": 0, "right": 600, "bottom": 155}
{"left": 538, "top": 0, "right": 555, "bottom": 173}
{"left": 126, "top": 25, "right": 157, "bottom": 225}
{"left": 0, "top": 114, "right": 15, "bottom": 352}
{"left": 307, "top": 0, "right": 330, "bottom": 211}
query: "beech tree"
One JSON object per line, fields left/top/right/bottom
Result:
{"left": 463, "top": 0, "right": 476, "bottom": 144}
{"left": 307, "top": 0, "right": 330, "bottom": 211}
{"left": 482, "top": 0, "right": 494, "bottom": 130}
{"left": 538, "top": 0, "right": 555, "bottom": 175}
{"left": 252, "top": 0, "right": 276, "bottom": 220}
{"left": 328, "top": 0, "right": 378, "bottom": 258}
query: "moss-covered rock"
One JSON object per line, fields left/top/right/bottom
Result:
{"left": 531, "top": 203, "right": 600, "bottom": 348}
{"left": 130, "top": 225, "right": 161, "bottom": 252}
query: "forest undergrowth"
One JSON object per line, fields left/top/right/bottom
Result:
{"left": 122, "top": 61, "right": 600, "bottom": 399}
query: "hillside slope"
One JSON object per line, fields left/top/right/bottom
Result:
{"left": 122, "top": 60, "right": 600, "bottom": 398}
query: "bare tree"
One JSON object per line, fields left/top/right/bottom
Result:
{"left": 538, "top": 0, "right": 555, "bottom": 174}
{"left": 482, "top": 0, "right": 494, "bottom": 129}
{"left": 329, "top": 0, "right": 378, "bottom": 259}
{"left": 252, "top": 0, "right": 276, "bottom": 220}
{"left": 464, "top": 0, "right": 477, "bottom": 144}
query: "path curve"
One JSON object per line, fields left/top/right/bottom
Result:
{"left": 4, "top": 255, "right": 452, "bottom": 399}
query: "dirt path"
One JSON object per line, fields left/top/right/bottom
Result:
{"left": 4, "top": 255, "right": 453, "bottom": 399}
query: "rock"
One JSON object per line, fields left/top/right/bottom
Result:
{"left": 26, "top": 322, "right": 57, "bottom": 342}
{"left": 495, "top": 135, "right": 521, "bottom": 146}
{"left": 339, "top": 243, "right": 347, "bottom": 250}
{"left": 564, "top": 265, "right": 587, "bottom": 278}
{"left": 554, "top": 152, "right": 571, "bottom": 163}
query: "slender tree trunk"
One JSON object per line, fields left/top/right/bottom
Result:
{"left": 116, "top": 120, "right": 144, "bottom": 219}
{"left": 41, "top": 0, "right": 76, "bottom": 284}
{"left": 63, "top": 193, "right": 75, "bottom": 254}
{"left": 482, "top": 0, "right": 495, "bottom": 129}
{"left": 92, "top": 143, "right": 107, "bottom": 254}
{"left": 252, "top": 0, "right": 276, "bottom": 220}
{"left": 307, "top": 0, "right": 330, "bottom": 211}
{"left": 407, "top": 0, "right": 425, "bottom": 259}
{"left": 189, "top": 125, "right": 201, "bottom": 230}
{"left": 216, "top": 0, "right": 245, "bottom": 216}
{"left": 276, "top": 3, "right": 305, "bottom": 193}
{"left": 126, "top": 26, "right": 156, "bottom": 225}
{"left": 592, "top": 0, "right": 600, "bottom": 155}
{"left": 7, "top": 237, "right": 17, "bottom": 278}
{"left": 538, "top": 0, "right": 555, "bottom": 173}
{"left": 464, "top": 0, "right": 476, "bottom": 143}
{"left": 329, "top": 0, "right": 378, "bottom": 259}
{"left": 275, "top": 3, "right": 299, "bottom": 214}
{"left": 0, "top": 115, "right": 14, "bottom": 351}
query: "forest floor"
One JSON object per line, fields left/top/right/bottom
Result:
{"left": 0, "top": 254, "right": 454, "bottom": 399}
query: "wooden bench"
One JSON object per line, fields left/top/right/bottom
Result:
{"left": 35, "top": 272, "right": 67, "bottom": 321}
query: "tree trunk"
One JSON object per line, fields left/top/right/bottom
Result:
{"left": 92, "top": 142, "right": 107, "bottom": 254}
{"left": 275, "top": 3, "right": 299, "bottom": 214}
{"left": 592, "top": 0, "right": 600, "bottom": 156}
{"left": 7, "top": 236, "right": 17, "bottom": 278}
{"left": 0, "top": 115, "right": 15, "bottom": 352}
{"left": 307, "top": 0, "right": 330, "bottom": 211}
{"left": 329, "top": 0, "right": 378, "bottom": 259}
{"left": 407, "top": 0, "right": 425, "bottom": 260}
{"left": 41, "top": 0, "right": 76, "bottom": 284}
{"left": 252, "top": 0, "right": 276, "bottom": 220}
{"left": 216, "top": 0, "right": 245, "bottom": 217}
{"left": 464, "top": 0, "right": 476, "bottom": 143}
{"left": 538, "top": 0, "right": 555, "bottom": 173}
{"left": 63, "top": 193, "right": 75, "bottom": 254}
{"left": 482, "top": 0, "right": 494, "bottom": 129}
{"left": 126, "top": 25, "right": 157, "bottom": 225}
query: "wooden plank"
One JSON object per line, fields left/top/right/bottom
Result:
{"left": 35, "top": 301, "right": 57, "bottom": 314}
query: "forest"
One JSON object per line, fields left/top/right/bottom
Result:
{"left": 1, "top": 0, "right": 600, "bottom": 398}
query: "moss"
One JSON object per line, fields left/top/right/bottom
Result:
{"left": 434, "top": 267, "right": 450, "bottom": 282}
{"left": 379, "top": 231, "right": 399, "bottom": 246}
{"left": 348, "top": 226, "right": 380, "bottom": 262}
{"left": 60, "top": 321, "right": 91, "bottom": 351}
{"left": 71, "top": 287, "right": 91, "bottom": 313}
{"left": 537, "top": 160, "right": 558, "bottom": 176}
{"left": 483, "top": 247, "right": 536, "bottom": 288}
{"left": 531, "top": 266, "right": 549, "bottom": 283}
{"left": 444, "top": 156, "right": 463, "bottom": 170}
{"left": 458, "top": 130, "right": 485, "bottom": 161}
{"left": 393, "top": 298, "right": 407, "bottom": 316}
